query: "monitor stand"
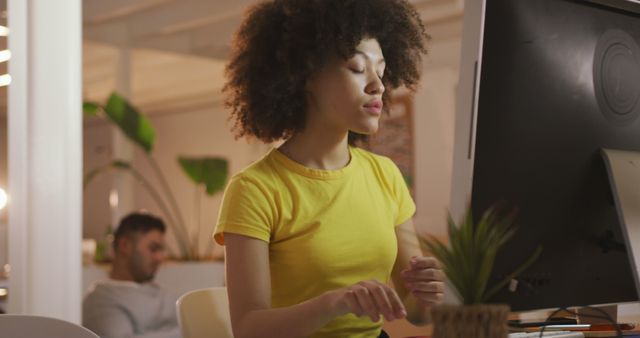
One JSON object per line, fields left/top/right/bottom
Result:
{"left": 599, "top": 149, "right": 640, "bottom": 326}
{"left": 601, "top": 149, "right": 640, "bottom": 300}
{"left": 575, "top": 305, "right": 617, "bottom": 325}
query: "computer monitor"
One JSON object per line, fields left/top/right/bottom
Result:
{"left": 451, "top": 0, "right": 640, "bottom": 312}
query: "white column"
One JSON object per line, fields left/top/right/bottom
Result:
{"left": 8, "top": 0, "right": 82, "bottom": 323}
{"left": 111, "top": 46, "right": 135, "bottom": 227}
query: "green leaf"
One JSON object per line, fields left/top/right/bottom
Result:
{"left": 178, "top": 157, "right": 229, "bottom": 195}
{"left": 83, "top": 167, "right": 103, "bottom": 188}
{"left": 83, "top": 160, "right": 133, "bottom": 188}
{"left": 403, "top": 174, "right": 413, "bottom": 188}
{"left": 104, "top": 92, "right": 155, "bottom": 153}
{"left": 83, "top": 102, "right": 101, "bottom": 117}
{"left": 112, "top": 160, "right": 132, "bottom": 169}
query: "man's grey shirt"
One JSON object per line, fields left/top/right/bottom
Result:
{"left": 83, "top": 279, "right": 181, "bottom": 338}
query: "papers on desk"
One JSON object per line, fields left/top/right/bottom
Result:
{"left": 509, "top": 331, "right": 584, "bottom": 337}
{"left": 581, "top": 333, "right": 640, "bottom": 337}
{"left": 513, "top": 330, "right": 640, "bottom": 337}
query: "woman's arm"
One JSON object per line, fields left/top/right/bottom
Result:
{"left": 225, "top": 233, "right": 407, "bottom": 338}
{"left": 392, "top": 219, "right": 445, "bottom": 326}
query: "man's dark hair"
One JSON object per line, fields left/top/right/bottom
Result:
{"left": 113, "top": 212, "right": 166, "bottom": 250}
{"left": 224, "top": 0, "right": 429, "bottom": 144}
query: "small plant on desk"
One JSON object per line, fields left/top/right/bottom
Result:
{"left": 419, "top": 205, "right": 542, "bottom": 338}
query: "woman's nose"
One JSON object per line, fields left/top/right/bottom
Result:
{"left": 365, "top": 74, "right": 385, "bottom": 95}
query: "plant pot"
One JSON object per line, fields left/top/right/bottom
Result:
{"left": 431, "top": 304, "right": 510, "bottom": 338}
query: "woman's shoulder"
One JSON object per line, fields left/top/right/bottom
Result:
{"left": 228, "top": 149, "right": 281, "bottom": 187}
{"left": 351, "top": 147, "right": 405, "bottom": 190}
{"left": 352, "top": 146, "right": 396, "bottom": 171}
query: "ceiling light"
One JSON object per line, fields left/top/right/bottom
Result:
{"left": 0, "top": 188, "right": 7, "bottom": 210}
{"left": 0, "top": 26, "right": 8, "bottom": 37}
{"left": 109, "top": 189, "right": 118, "bottom": 209}
{"left": 0, "top": 74, "right": 11, "bottom": 87}
{"left": 0, "top": 50, "right": 11, "bottom": 63}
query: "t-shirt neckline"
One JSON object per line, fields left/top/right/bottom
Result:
{"left": 271, "top": 146, "right": 357, "bottom": 180}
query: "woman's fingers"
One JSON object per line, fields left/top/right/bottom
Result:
{"left": 353, "top": 285, "right": 380, "bottom": 322}
{"left": 400, "top": 256, "right": 446, "bottom": 307}
{"left": 383, "top": 283, "right": 408, "bottom": 319}
{"left": 345, "top": 280, "right": 406, "bottom": 322}
{"left": 410, "top": 256, "right": 441, "bottom": 269}
{"left": 411, "top": 290, "right": 445, "bottom": 304}
{"left": 404, "top": 281, "right": 445, "bottom": 293}
{"left": 401, "top": 267, "right": 445, "bottom": 282}
{"left": 362, "top": 281, "right": 406, "bottom": 320}
{"left": 368, "top": 283, "right": 394, "bottom": 321}
{"left": 345, "top": 290, "right": 365, "bottom": 317}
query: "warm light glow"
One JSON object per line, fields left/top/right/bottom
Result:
{"left": 0, "top": 26, "right": 8, "bottom": 37}
{"left": 0, "top": 188, "right": 7, "bottom": 210}
{"left": 0, "top": 288, "right": 7, "bottom": 297}
{"left": 0, "top": 50, "right": 11, "bottom": 63}
{"left": 0, "top": 74, "right": 11, "bottom": 87}
{"left": 109, "top": 189, "right": 119, "bottom": 209}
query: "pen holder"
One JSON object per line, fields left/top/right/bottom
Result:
{"left": 431, "top": 304, "right": 510, "bottom": 338}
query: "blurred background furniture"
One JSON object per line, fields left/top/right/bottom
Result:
{"left": 0, "top": 314, "right": 99, "bottom": 338}
{"left": 177, "top": 287, "right": 233, "bottom": 338}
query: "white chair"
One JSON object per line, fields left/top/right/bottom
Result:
{"left": 0, "top": 314, "right": 99, "bottom": 338}
{"left": 176, "top": 287, "right": 234, "bottom": 338}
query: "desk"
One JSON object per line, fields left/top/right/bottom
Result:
{"left": 383, "top": 305, "right": 640, "bottom": 338}
{"left": 382, "top": 318, "right": 431, "bottom": 337}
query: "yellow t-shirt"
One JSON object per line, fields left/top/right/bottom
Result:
{"left": 214, "top": 146, "right": 416, "bottom": 338}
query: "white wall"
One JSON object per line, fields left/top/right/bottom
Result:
{"left": 412, "top": 19, "right": 463, "bottom": 238}
{"left": 83, "top": 120, "right": 115, "bottom": 240}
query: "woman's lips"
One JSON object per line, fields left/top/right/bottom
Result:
{"left": 363, "top": 100, "right": 383, "bottom": 115}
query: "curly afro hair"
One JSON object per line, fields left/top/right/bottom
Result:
{"left": 224, "top": 0, "right": 429, "bottom": 143}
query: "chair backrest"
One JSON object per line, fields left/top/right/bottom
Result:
{"left": 0, "top": 314, "right": 99, "bottom": 338}
{"left": 176, "top": 287, "right": 233, "bottom": 338}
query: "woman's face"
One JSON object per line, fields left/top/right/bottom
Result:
{"left": 305, "top": 38, "right": 386, "bottom": 136}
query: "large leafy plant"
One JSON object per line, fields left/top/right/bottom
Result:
{"left": 420, "top": 205, "right": 542, "bottom": 304}
{"left": 84, "top": 92, "right": 228, "bottom": 260}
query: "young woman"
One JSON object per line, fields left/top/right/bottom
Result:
{"left": 214, "top": 1, "right": 445, "bottom": 337}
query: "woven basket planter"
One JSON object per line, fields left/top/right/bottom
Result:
{"left": 431, "top": 304, "right": 510, "bottom": 338}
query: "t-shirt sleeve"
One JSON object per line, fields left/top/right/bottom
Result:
{"left": 383, "top": 157, "right": 416, "bottom": 226}
{"left": 213, "top": 175, "right": 274, "bottom": 245}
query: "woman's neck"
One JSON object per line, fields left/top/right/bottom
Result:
{"left": 279, "top": 129, "right": 350, "bottom": 170}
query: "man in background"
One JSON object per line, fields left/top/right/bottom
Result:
{"left": 83, "top": 212, "right": 181, "bottom": 338}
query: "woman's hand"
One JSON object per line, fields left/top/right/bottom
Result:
{"left": 327, "top": 280, "right": 407, "bottom": 323}
{"left": 400, "top": 256, "right": 445, "bottom": 306}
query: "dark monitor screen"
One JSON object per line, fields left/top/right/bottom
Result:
{"left": 472, "top": 0, "right": 640, "bottom": 311}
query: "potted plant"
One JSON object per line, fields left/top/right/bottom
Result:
{"left": 420, "top": 205, "right": 542, "bottom": 338}
{"left": 84, "top": 92, "right": 228, "bottom": 261}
